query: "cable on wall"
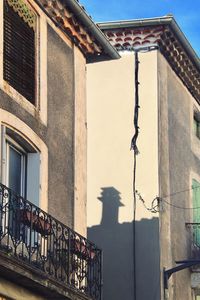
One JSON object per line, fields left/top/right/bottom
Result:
{"left": 136, "top": 185, "right": 200, "bottom": 212}
{"left": 162, "top": 198, "right": 200, "bottom": 210}
{"left": 130, "top": 45, "right": 159, "bottom": 300}
{"left": 136, "top": 191, "right": 160, "bottom": 213}
{"left": 131, "top": 50, "right": 140, "bottom": 300}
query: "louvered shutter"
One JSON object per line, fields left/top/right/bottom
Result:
{"left": 3, "top": 0, "right": 36, "bottom": 104}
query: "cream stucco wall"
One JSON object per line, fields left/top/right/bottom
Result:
{"left": 87, "top": 50, "right": 160, "bottom": 300}
{"left": 87, "top": 50, "right": 159, "bottom": 226}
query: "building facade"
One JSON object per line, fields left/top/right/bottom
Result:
{"left": 0, "top": 0, "right": 119, "bottom": 299}
{"left": 87, "top": 16, "right": 200, "bottom": 300}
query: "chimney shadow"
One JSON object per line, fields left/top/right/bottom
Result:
{"left": 98, "top": 187, "right": 124, "bottom": 226}
{"left": 87, "top": 187, "right": 160, "bottom": 300}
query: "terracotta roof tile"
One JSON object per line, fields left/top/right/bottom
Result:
{"left": 102, "top": 23, "right": 200, "bottom": 102}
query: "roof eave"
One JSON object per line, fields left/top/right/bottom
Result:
{"left": 98, "top": 16, "right": 200, "bottom": 70}
{"left": 64, "top": 0, "right": 120, "bottom": 60}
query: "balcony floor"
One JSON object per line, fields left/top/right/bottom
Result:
{"left": 0, "top": 250, "right": 92, "bottom": 300}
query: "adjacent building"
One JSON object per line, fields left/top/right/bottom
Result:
{"left": 87, "top": 16, "right": 200, "bottom": 300}
{"left": 0, "top": 0, "right": 119, "bottom": 299}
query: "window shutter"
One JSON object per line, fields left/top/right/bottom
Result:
{"left": 27, "top": 152, "right": 40, "bottom": 207}
{"left": 192, "top": 179, "right": 200, "bottom": 245}
{"left": 3, "top": 0, "right": 36, "bottom": 104}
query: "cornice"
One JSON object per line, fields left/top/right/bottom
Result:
{"left": 160, "top": 27, "right": 200, "bottom": 102}
{"left": 39, "top": 0, "right": 102, "bottom": 56}
{"left": 33, "top": 0, "right": 119, "bottom": 60}
{"left": 100, "top": 21, "right": 200, "bottom": 103}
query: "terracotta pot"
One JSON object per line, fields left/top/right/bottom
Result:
{"left": 70, "top": 239, "right": 95, "bottom": 260}
{"left": 20, "top": 209, "right": 51, "bottom": 235}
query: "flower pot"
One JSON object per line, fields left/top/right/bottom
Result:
{"left": 20, "top": 209, "right": 51, "bottom": 235}
{"left": 70, "top": 239, "right": 95, "bottom": 260}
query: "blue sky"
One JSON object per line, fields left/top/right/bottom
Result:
{"left": 81, "top": 0, "right": 200, "bottom": 57}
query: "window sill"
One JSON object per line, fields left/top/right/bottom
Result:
{"left": 1, "top": 80, "right": 38, "bottom": 118}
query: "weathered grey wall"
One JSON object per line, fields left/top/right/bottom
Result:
{"left": 73, "top": 46, "right": 87, "bottom": 236}
{"left": 0, "top": 22, "right": 86, "bottom": 230}
{"left": 47, "top": 24, "right": 75, "bottom": 227}
{"left": 158, "top": 52, "right": 197, "bottom": 300}
{"left": 0, "top": 89, "right": 47, "bottom": 141}
{"left": 0, "top": 5, "right": 87, "bottom": 300}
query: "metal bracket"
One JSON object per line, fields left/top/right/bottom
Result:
{"left": 164, "top": 260, "right": 200, "bottom": 289}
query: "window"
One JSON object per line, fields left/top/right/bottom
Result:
{"left": 194, "top": 112, "right": 200, "bottom": 139}
{"left": 3, "top": 0, "right": 36, "bottom": 104}
{"left": 1, "top": 126, "right": 40, "bottom": 240}
{"left": 6, "top": 137, "right": 27, "bottom": 197}
{"left": 1, "top": 126, "right": 40, "bottom": 206}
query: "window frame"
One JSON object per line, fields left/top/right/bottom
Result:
{"left": 3, "top": 0, "right": 37, "bottom": 105}
{"left": 0, "top": 0, "right": 48, "bottom": 126}
{"left": 0, "top": 0, "right": 39, "bottom": 108}
{"left": 1, "top": 125, "right": 41, "bottom": 207}
{"left": 192, "top": 179, "right": 200, "bottom": 245}
{"left": 0, "top": 111, "right": 48, "bottom": 212}
{"left": 5, "top": 135, "right": 27, "bottom": 197}
{"left": 193, "top": 112, "right": 200, "bottom": 140}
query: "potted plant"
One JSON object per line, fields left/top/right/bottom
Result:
{"left": 20, "top": 209, "right": 51, "bottom": 235}
{"left": 70, "top": 238, "right": 96, "bottom": 260}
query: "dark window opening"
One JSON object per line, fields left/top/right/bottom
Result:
{"left": 3, "top": 0, "right": 36, "bottom": 104}
{"left": 194, "top": 112, "right": 200, "bottom": 139}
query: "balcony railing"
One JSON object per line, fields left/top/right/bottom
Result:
{"left": 186, "top": 223, "right": 200, "bottom": 259}
{"left": 0, "top": 183, "right": 102, "bottom": 300}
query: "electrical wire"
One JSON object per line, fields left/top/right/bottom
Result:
{"left": 136, "top": 185, "right": 200, "bottom": 212}
{"left": 160, "top": 185, "right": 200, "bottom": 210}
{"left": 162, "top": 198, "right": 200, "bottom": 210}
{"left": 130, "top": 54, "right": 140, "bottom": 154}
{"left": 133, "top": 152, "right": 137, "bottom": 300}
{"left": 131, "top": 47, "right": 160, "bottom": 298}
{"left": 131, "top": 51, "right": 140, "bottom": 300}
{"left": 161, "top": 187, "right": 192, "bottom": 199}
{"left": 154, "top": 178, "right": 200, "bottom": 201}
{"left": 136, "top": 191, "right": 160, "bottom": 213}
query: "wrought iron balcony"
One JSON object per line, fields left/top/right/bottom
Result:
{"left": 186, "top": 223, "right": 200, "bottom": 259}
{"left": 0, "top": 183, "right": 102, "bottom": 300}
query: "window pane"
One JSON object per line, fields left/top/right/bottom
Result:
{"left": 27, "top": 153, "right": 40, "bottom": 206}
{"left": 9, "top": 146, "right": 22, "bottom": 195}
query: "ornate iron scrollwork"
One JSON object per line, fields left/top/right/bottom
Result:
{"left": 0, "top": 182, "right": 102, "bottom": 299}
{"left": 6, "top": 0, "right": 36, "bottom": 30}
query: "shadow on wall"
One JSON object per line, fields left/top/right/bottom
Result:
{"left": 87, "top": 187, "right": 160, "bottom": 300}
